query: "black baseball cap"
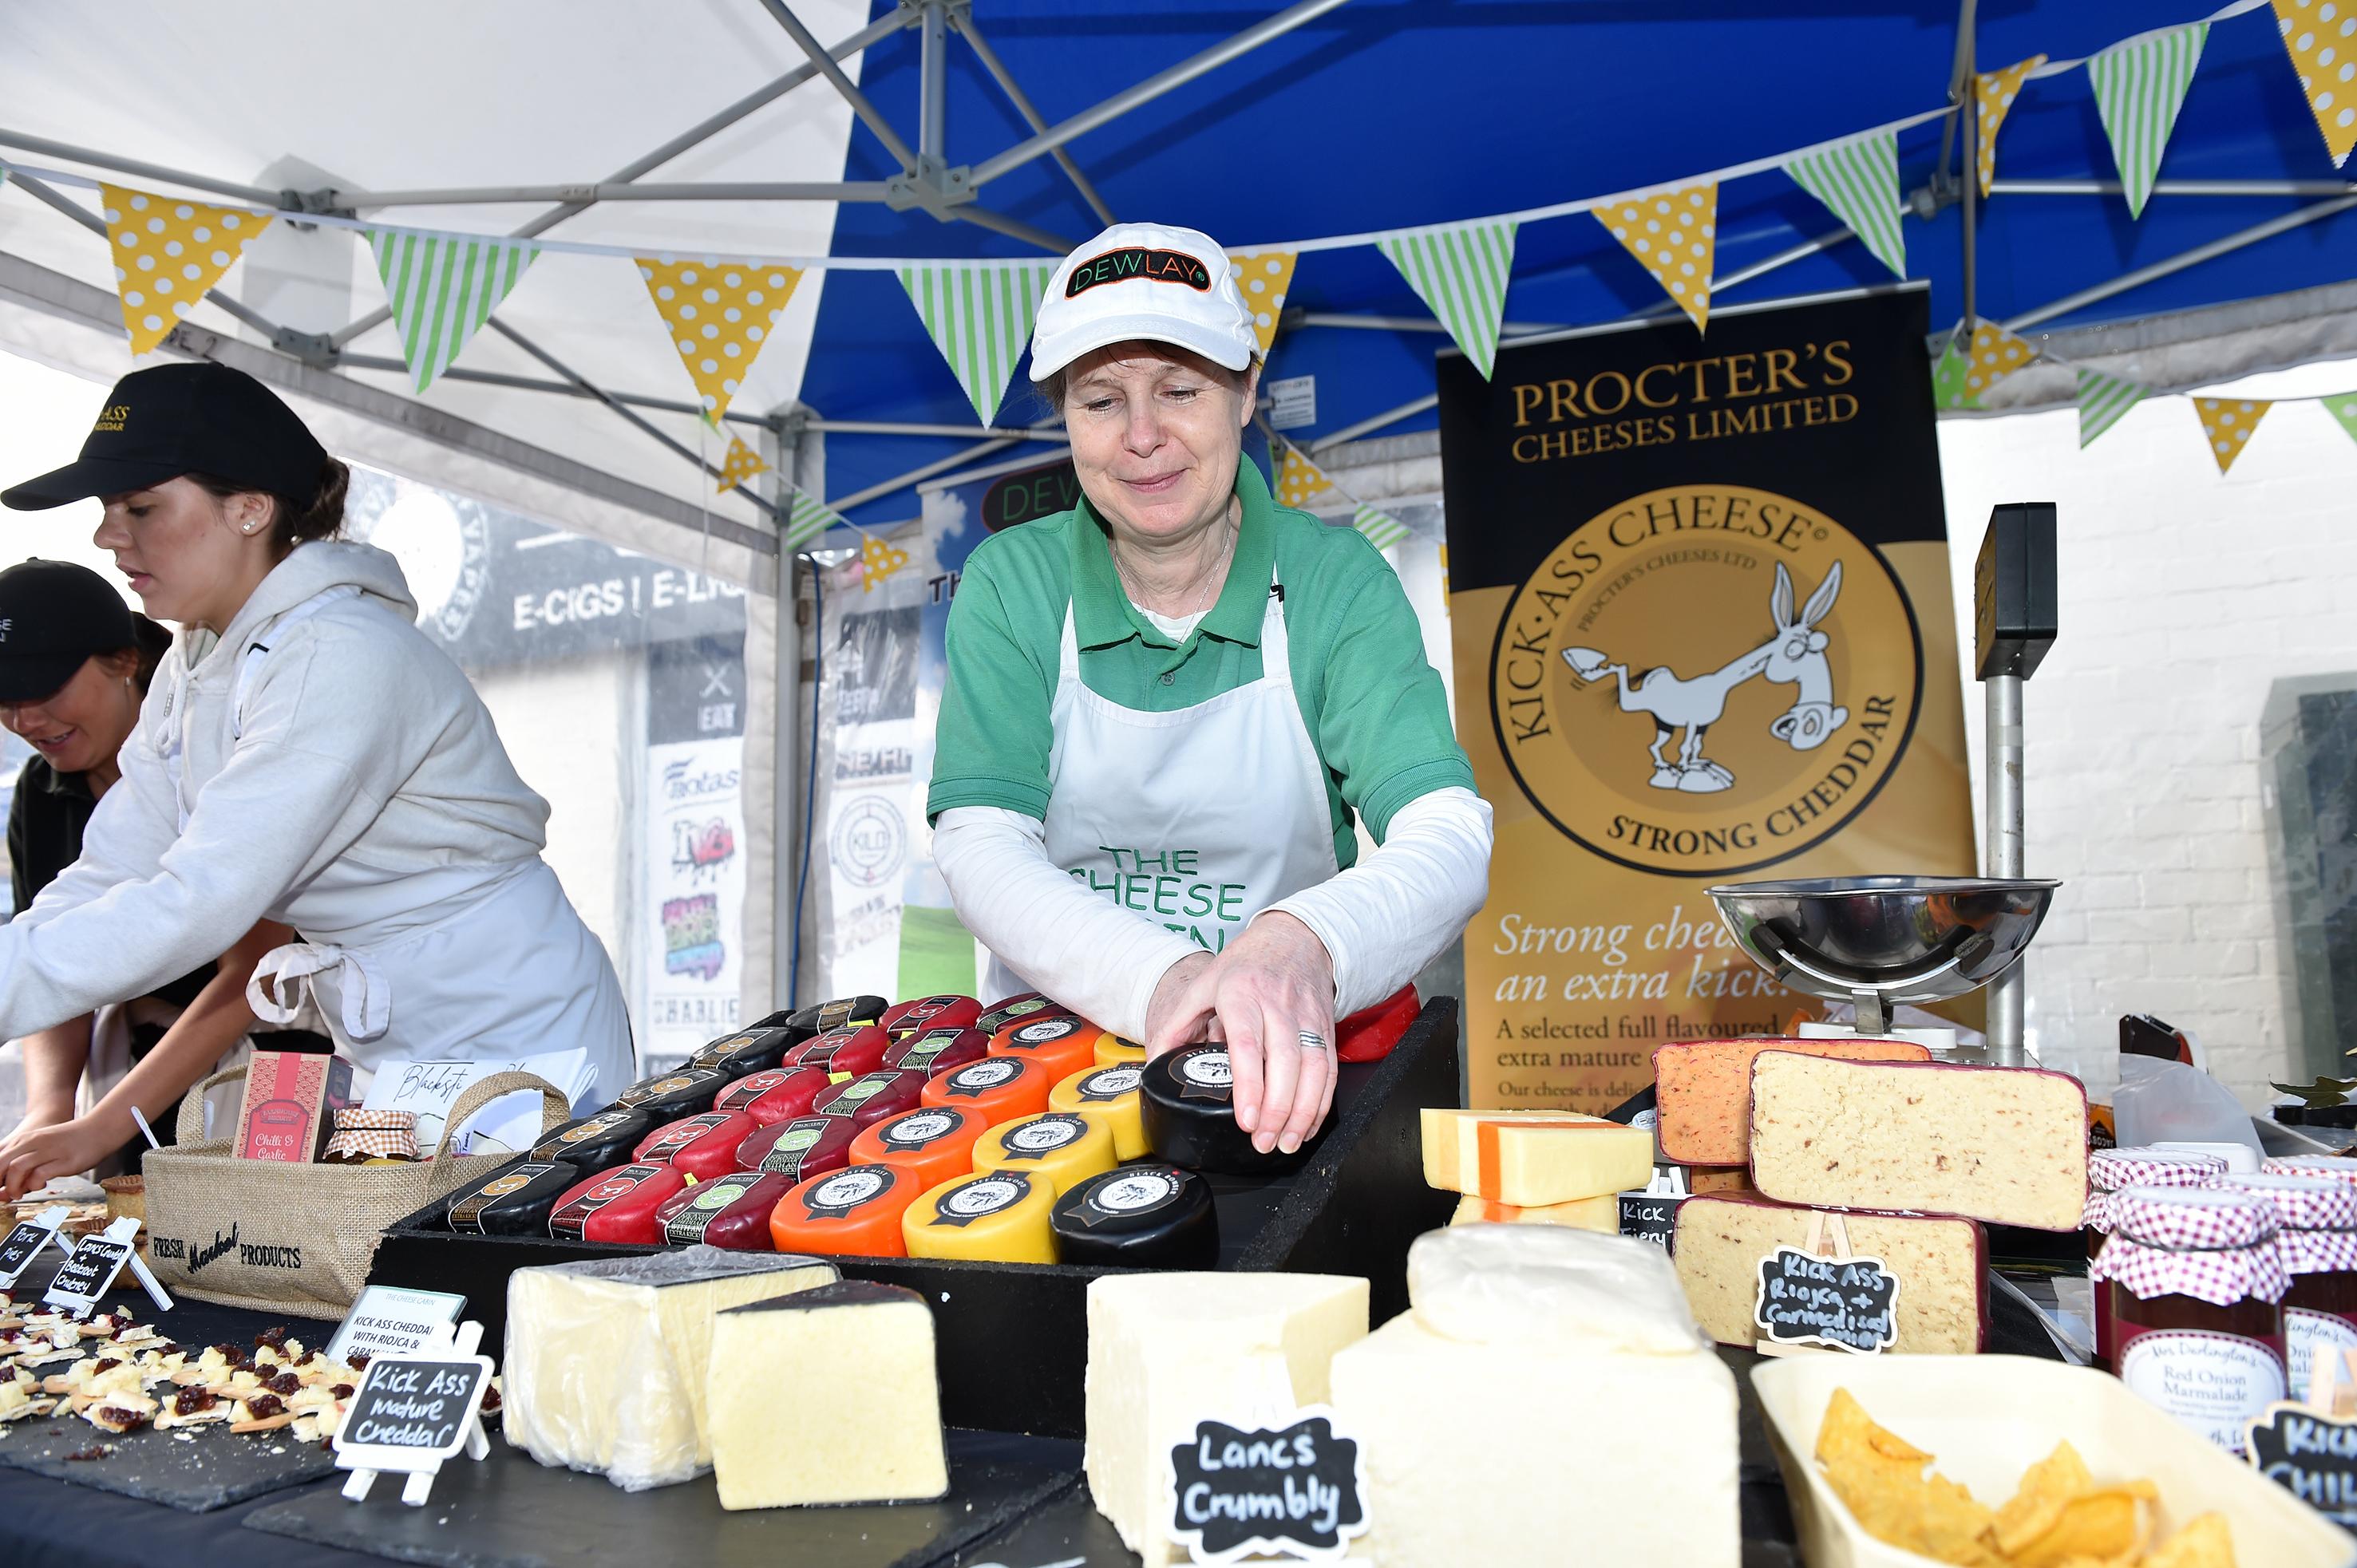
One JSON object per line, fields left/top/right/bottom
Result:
{"left": 0, "top": 559, "right": 152, "bottom": 702}
{"left": 2, "top": 361, "right": 328, "bottom": 511}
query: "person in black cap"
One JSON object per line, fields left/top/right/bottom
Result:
{"left": 0, "top": 362, "right": 631, "bottom": 1199}
{"left": 0, "top": 559, "right": 293, "bottom": 1194}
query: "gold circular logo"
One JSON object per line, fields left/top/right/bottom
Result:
{"left": 1488, "top": 484, "right": 1920, "bottom": 876}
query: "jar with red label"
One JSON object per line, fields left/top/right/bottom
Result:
{"left": 2225, "top": 1172, "right": 2357, "bottom": 1405}
{"left": 2082, "top": 1147, "right": 2228, "bottom": 1369}
{"left": 2092, "top": 1186, "right": 2287, "bottom": 1455}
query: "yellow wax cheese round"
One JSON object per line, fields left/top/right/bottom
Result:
{"left": 1049, "top": 1064, "right": 1146, "bottom": 1159}
{"left": 902, "top": 1170, "right": 1057, "bottom": 1263}
{"left": 1093, "top": 1033, "right": 1146, "bottom": 1068}
{"left": 972, "top": 1111, "right": 1117, "bottom": 1197}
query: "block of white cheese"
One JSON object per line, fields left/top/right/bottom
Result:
{"left": 706, "top": 1280, "right": 948, "bottom": 1510}
{"left": 1330, "top": 1226, "right": 1739, "bottom": 1568}
{"left": 1085, "top": 1272, "right": 1370, "bottom": 1568}
{"left": 1418, "top": 1108, "right": 1653, "bottom": 1205}
{"left": 503, "top": 1248, "right": 837, "bottom": 1490}
{"left": 1671, "top": 1193, "right": 1988, "bottom": 1353}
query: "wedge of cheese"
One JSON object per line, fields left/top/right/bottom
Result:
{"left": 1747, "top": 1054, "right": 2090, "bottom": 1231}
{"left": 1420, "top": 1108, "right": 1654, "bottom": 1206}
{"left": 1449, "top": 1193, "right": 1619, "bottom": 1231}
{"left": 1653, "top": 1037, "right": 1932, "bottom": 1166}
{"left": 1671, "top": 1193, "right": 1987, "bottom": 1353}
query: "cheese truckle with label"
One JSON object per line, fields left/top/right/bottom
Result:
{"left": 972, "top": 1111, "right": 1117, "bottom": 1198}
{"left": 879, "top": 994, "right": 983, "bottom": 1041}
{"left": 547, "top": 1163, "right": 690, "bottom": 1246}
{"left": 615, "top": 1068, "right": 730, "bottom": 1122}
{"left": 688, "top": 1027, "right": 801, "bottom": 1079}
{"left": 1671, "top": 1193, "right": 1988, "bottom": 1353}
{"left": 1052, "top": 1164, "right": 1218, "bottom": 1268}
{"left": 811, "top": 1069, "right": 928, "bottom": 1133}
{"left": 975, "top": 992, "right": 1066, "bottom": 1037}
{"left": 848, "top": 1107, "right": 989, "bottom": 1191}
{"left": 902, "top": 1171, "right": 1058, "bottom": 1263}
{"left": 714, "top": 1066, "right": 835, "bottom": 1128}
{"left": 735, "top": 1115, "right": 858, "bottom": 1183}
{"left": 919, "top": 1056, "right": 1050, "bottom": 1125}
{"left": 773, "top": 994, "right": 888, "bottom": 1041}
{"left": 880, "top": 1028, "right": 987, "bottom": 1077}
{"left": 446, "top": 1159, "right": 580, "bottom": 1236}
{"left": 634, "top": 1110, "right": 759, "bottom": 1182}
{"left": 1093, "top": 1033, "right": 1146, "bottom": 1068}
{"left": 1141, "top": 1046, "right": 1315, "bottom": 1175}
{"left": 769, "top": 1164, "right": 923, "bottom": 1258}
{"left": 655, "top": 1171, "right": 795, "bottom": 1250}
{"left": 785, "top": 1025, "right": 890, "bottom": 1080}
{"left": 987, "top": 1014, "right": 1102, "bottom": 1082}
{"left": 529, "top": 1107, "right": 661, "bottom": 1175}
{"left": 1051, "top": 1064, "right": 1146, "bottom": 1159}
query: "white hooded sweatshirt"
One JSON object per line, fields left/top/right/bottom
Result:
{"left": 0, "top": 541, "right": 632, "bottom": 1102}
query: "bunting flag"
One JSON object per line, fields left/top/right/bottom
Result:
{"left": 899, "top": 263, "right": 1058, "bottom": 425}
{"left": 370, "top": 232, "right": 536, "bottom": 392}
{"left": 2272, "top": 0, "right": 2357, "bottom": 167}
{"left": 783, "top": 488, "right": 846, "bottom": 551}
{"left": 1378, "top": 219, "right": 1518, "bottom": 377}
{"left": 1964, "top": 319, "right": 2037, "bottom": 401}
{"left": 2328, "top": 393, "right": 2357, "bottom": 446}
{"left": 716, "top": 430, "right": 769, "bottom": 494}
{"left": 1931, "top": 336, "right": 1976, "bottom": 409}
{"left": 638, "top": 255, "right": 803, "bottom": 421}
{"left": 2075, "top": 368, "right": 2145, "bottom": 448}
{"left": 2087, "top": 24, "right": 2209, "bottom": 218}
{"left": 2193, "top": 397, "right": 2269, "bottom": 473}
{"left": 101, "top": 184, "right": 273, "bottom": 355}
{"left": 861, "top": 532, "right": 910, "bottom": 591}
{"left": 1974, "top": 56, "right": 2048, "bottom": 197}
{"left": 1229, "top": 251, "right": 1299, "bottom": 356}
{"left": 1275, "top": 445, "right": 1337, "bottom": 510}
{"left": 1596, "top": 184, "right": 1716, "bottom": 332}
{"left": 1782, "top": 131, "right": 1904, "bottom": 278}
{"left": 1354, "top": 505, "right": 1410, "bottom": 551}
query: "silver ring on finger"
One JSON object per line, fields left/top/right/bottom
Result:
{"left": 1298, "top": 1030, "right": 1331, "bottom": 1054}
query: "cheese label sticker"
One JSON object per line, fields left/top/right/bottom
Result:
{"left": 884, "top": 1111, "right": 959, "bottom": 1147}
{"left": 817, "top": 1000, "right": 855, "bottom": 1030}
{"left": 449, "top": 1165, "right": 556, "bottom": 1228}
{"left": 1167, "top": 1409, "right": 1369, "bottom": 1563}
{"left": 557, "top": 1112, "right": 630, "bottom": 1143}
{"left": 1090, "top": 1170, "right": 1180, "bottom": 1215}
{"left": 1003, "top": 1115, "right": 1087, "bottom": 1156}
{"left": 644, "top": 1114, "right": 730, "bottom": 1158}
{"left": 718, "top": 1072, "right": 793, "bottom": 1108}
{"left": 945, "top": 1060, "right": 1019, "bottom": 1096}
{"left": 803, "top": 1167, "right": 892, "bottom": 1217}
{"left": 1754, "top": 1246, "right": 1900, "bottom": 1355}
{"left": 758, "top": 1119, "right": 830, "bottom": 1176}
{"left": 1012, "top": 1017, "right": 1082, "bottom": 1045}
{"left": 932, "top": 1175, "right": 1030, "bottom": 1226}
{"left": 821, "top": 1080, "right": 886, "bottom": 1114}
{"left": 1179, "top": 1050, "right": 1233, "bottom": 1100}
{"left": 665, "top": 1177, "right": 761, "bottom": 1242}
{"left": 1079, "top": 1067, "right": 1142, "bottom": 1100}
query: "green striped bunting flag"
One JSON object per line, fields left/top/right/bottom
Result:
{"left": 369, "top": 231, "right": 536, "bottom": 392}
{"left": 2076, "top": 369, "right": 2145, "bottom": 448}
{"left": 783, "top": 488, "right": 848, "bottom": 551}
{"left": 1783, "top": 132, "right": 1904, "bottom": 278}
{"left": 1377, "top": 220, "right": 1518, "bottom": 379}
{"left": 899, "top": 263, "right": 1057, "bottom": 425}
{"left": 2325, "top": 393, "right": 2357, "bottom": 448}
{"left": 1354, "top": 505, "right": 1409, "bottom": 551}
{"left": 2087, "top": 23, "right": 2208, "bottom": 219}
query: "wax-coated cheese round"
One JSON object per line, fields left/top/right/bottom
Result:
{"left": 976, "top": 993, "right": 1072, "bottom": 1037}
{"left": 689, "top": 1026, "right": 801, "bottom": 1078}
{"left": 775, "top": 995, "right": 889, "bottom": 1040}
{"left": 972, "top": 1112, "right": 1118, "bottom": 1197}
{"left": 1050, "top": 1064, "right": 1148, "bottom": 1159}
{"left": 714, "top": 1065, "right": 835, "bottom": 1127}
{"left": 1336, "top": 985, "right": 1419, "bottom": 1063}
{"left": 849, "top": 1107, "right": 990, "bottom": 1190}
{"left": 445, "top": 1159, "right": 580, "bottom": 1235}
{"left": 528, "top": 1106, "right": 660, "bottom": 1175}
{"left": 655, "top": 1170, "right": 793, "bottom": 1249}
{"left": 879, "top": 993, "right": 983, "bottom": 1041}
{"left": 987, "top": 1014, "right": 1102, "bottom": 1083}
{"left": 902, "top": 1171, "right": 1058, "bottom": 1263}
{"left": 1141, "top": 1046, "right": 1313, "bottom": 1175}
{"left": 1050, "top": 1163, "right": 1220, "bottom": 1268}
{"left": 919, "top": 1055, "right": 1051, "bottom": 1125}
{"left": 615, "top": 1067, "right": 731, "bottom": 1121}
{"left": 1093, "top": 1033, "right": 1147, "bottom": 1068}
{"left": 769, "top": 1163, "right": 921, "bottom": 1257}
{"left": 785, "top": 1024, "right": 890, "bottom": 1079}
{"left": 881, "top": 1027, "right": 989, "bottom": 1076}
{"left": 548, "top": 1163, "right": 690, "bottom": 1244}
{"left": 811, "top": 1068, "right": 930, "bottom": 1132}
{"left": 634, "top": 1109, "right": 760, "bottom": 1181}
{"left": 736, "top": 1114, "right": 859, "bottom": 1181}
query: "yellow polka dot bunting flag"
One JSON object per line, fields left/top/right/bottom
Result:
{"left": 1276, "top": 445, "right": 1335, "bottom": 511}
{"left": 1229, "top": 251, "right": 1298, "bottom": 355}
{"left": 2273, "top": 0, "right": 2357, "bottom": 167}
{"left": 1596, "top": 184, "right": 1716, "bottom": 333}
{"left": 1964, "top": 320, "right": 2036, "bottom": 400}
{"left": 2193, "top": 397, "right": 2270, "bottom": 473}
{"left": 716, "top": 429, "right": 769, "bottom": 494}
{"left": 1377, "top": 219, "right": 1517, "bottom": 377}
{"left": 899, "top": 263, "right": 1058, "bottom": 425}
{"left": 2088, "top": 24, "right": 2209, "bottom": 218}
{"left": 861, "top": 532, "right": 910, "bottom": 591}
{"left": 1974, "top": 56, "right": 2047, "bottom": 197}
{"left": 638, "top": 255, "right": 803, "bottom": 421}
{"left": 101, "top": 185, "right": 272, "bottom": 355}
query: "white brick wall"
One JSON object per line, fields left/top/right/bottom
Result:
{"left": 1937, "top": 357, "right": 2357, "bottom": 1108}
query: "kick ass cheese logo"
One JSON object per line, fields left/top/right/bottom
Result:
{"left": 1488, "top": 484, "right": 1920, "bottom": 876}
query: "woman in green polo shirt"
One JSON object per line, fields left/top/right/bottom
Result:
{"left": 929, "top": 223, "right": 1493, "bottom": 1157}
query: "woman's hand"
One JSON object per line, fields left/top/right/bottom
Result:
{"left": 0, "top": 1117, "right": 117, "bottom": 1201}
{"left": 1146, "top": 913, "right": 1338, "bottom": 1155}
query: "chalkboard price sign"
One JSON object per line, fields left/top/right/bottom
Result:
{"left": 1619, "top": 1193, "right": 1682, "bottom": 1253}
{"left": 1167, "top": 1409, "right": 1368, "bottom": 1564}
{"left": 334, "top": 1323, "right": 495, "bottom": 1507}
{"left": 1754, "top": 1246, "right": 1900, "bottom": 1355}
{"left": 2244, "top": 1402, "right": 2357, "bottom": 1526}
{"left": 0, "top": 1212, "right": 65, "bottom": 1286}
{"left": 42, "top": 1236, "right": 134, "bottom": 1317}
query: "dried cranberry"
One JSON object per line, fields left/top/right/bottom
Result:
{"left": 293, "top": 1349, "right": 317, "bottom": 1367}
{"left": 64, "top": 1444, "right": 109, "bottom": 1461}
{"left": 265, "top": 1372, "right": 301, "bottom": 1396}
{"left": 480, "top": 1387, "right": 502, "bottom": 1413}
{"left": 254, "top": 1326, "right": 290, "bottom": 1348}
{"left": 329, "top": 1383, "right": 354, "bottom": 1400}
{"left": 172, "top": 1388, "right": 216, "bottom": 1417}
{"left": 243, "top": 1394, "right": 286, "bottom": 1421}
{"left": 94, "top": 1407, "right": 146, "bottom": 1432}
{"left": 90, "top": 1360, "right": 121, "bottom": 1376}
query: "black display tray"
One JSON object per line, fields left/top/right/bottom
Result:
{"left": 368, "top": 1000, "right": 1460, "bottom": 1438}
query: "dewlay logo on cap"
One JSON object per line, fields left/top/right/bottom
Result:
{"left": 1030, "top": 221, "right": 1258, "bottom": 380}
{"left": 1064, "top": 247, "right": 1214, "bottom": 298}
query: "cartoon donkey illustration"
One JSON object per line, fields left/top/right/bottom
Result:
{"left": 1561, "top": 561, "right": 1849, "bottom": 793}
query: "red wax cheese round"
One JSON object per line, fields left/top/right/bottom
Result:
{"left": 785, "top": 1024, "right": 890, "bottom": 1079}
{"left": 849, "top": 1106, "right": 990, "bottom": 1190}
{"left": 735, "top": 1114, "right": 860, "bottom": 1182}
{"left": 634, "top": 1110, "right": 758, "bottom": 1182}
{"left": 879, "top": 993, "right": 982, "bottom": 1040}
{"left": 769, "top": 1163, "right": 921, "bottom": 1257}
{"left": 881, "top": 1027, "right": 988, "bottom": 1076}
{"left": 1337, "top": 985, "right": 1420, "bottom": 1063}
{"left": 920, "top": 1056, "right": 1051, "bottom": 1125}
{"left": 714, "top": 1065, "right": 835, "bottom": 1127}
{"left": 547, "top": 1163, "right": 689, "bottom": 1245}
{"left": 655, "top": 1170, "right": 793, "bottom": 1250}
{"left": 811, "top": 1069, "right": 929, "bottom": 1132}
{"left": 987, "top": 1013, "right": 1103, "bottom": 1082}
{"left": 976, "top": 993, "right": 1071, "bottom": 1037}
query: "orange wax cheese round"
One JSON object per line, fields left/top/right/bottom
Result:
{"left": 1093, "top": 1033, "right": 1146, "bottom": 1068}
{"left": 633, "top": 1109, "right": 759, "bottom": 1181}
{"left": 714, "top": 1064, "right": 836, "bottom": 1128}
{"left": 785, "top": 1024, "right": 889, "bottom": 1078}
{"left": 902, "top": 1170, "right": 1058, "bottom": 1263}
{"left": 769, "top": 1163, "right": 920, "bottom": 1257}
{"left": 811, "top": 1068, "right": 929, "bottom": 1132}
{"left": 972, "top": 1111, "right": 1117, "bottom": 1197}
{"left": 920, "top": 1056, "right": 1050, "bottom": 1126}
{"left": 850, "top": 1106, "right": 989, "bottom": 1189}
{"left": 987, "top": 1014, "right": 1102, "bottom": 1082}
{"left": 1050, "top": 1064, "right": 1147, "bottom": 1159}
{"left": 879, "top": 993, "right": 982, "bottom": 1040}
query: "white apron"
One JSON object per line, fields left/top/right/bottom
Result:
{"left": 982, "top": 571, "right": 1339, "bottom": 1005}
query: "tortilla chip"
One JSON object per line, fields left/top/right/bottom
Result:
{"left": 2139, "top": 1513, "right": 2236, "bottom": 1568}
{"left": 1991, "top": 1440, "right": 2094, "bottom": 1556}
{"left": 1815, "top": 1388, "right": 1996, "bottom": 1565}
{"left": 2007, "top": 1490, "right": 2146, "bottom": 1568}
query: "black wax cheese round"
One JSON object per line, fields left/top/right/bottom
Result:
{"left": 780, "top": 995, "right": 889, "bottom": 1039}
{"left": 615, "top": 1067, "right": 730, "bottom": 1121}
{"left": 1140, "top": 1046, "right": 1312, "bottom": 1176}
{"left": 689, "top": 1026, "right": 800, "bottom": 1078}
{"left": 1050, "top": 1163, "right": 1219, "bottom": 1267}
{"left": 528, "top": 1106, "right": 660, "bottom": 1174}
{"left": 445, "top": 1159, "right": 581, "bottom": 1235}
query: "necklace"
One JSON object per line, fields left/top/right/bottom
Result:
{"left": 1113, "top": 516, "right": 1233, "bottom": 619}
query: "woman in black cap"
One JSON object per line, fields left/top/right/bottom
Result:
{"left": 0, "top": 362, "right": 632, "bottom": 1196}
{"left": 0, "top": 559, "right": 291, "bottom": 1194}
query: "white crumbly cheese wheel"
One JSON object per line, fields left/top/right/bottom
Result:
{"left": 1407, "top": 1223, "right": 1704, "bottom": 1356}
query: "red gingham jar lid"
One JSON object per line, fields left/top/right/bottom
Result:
{"left": 2225, "top": 1174, "right": 2357, "bottom": 1231}
{"left": 2088, "top": 1147, "right": 2228, "bottom": 1194}
{"left": 2094, "top": 1187, "right": 2288, "bottom": 1306}
{"left": 2263, "top": 1155, "right": 2357, "bottom": 1184}
{"left": 2111, "top": 1186, "right": 2280, "bottom": 1249}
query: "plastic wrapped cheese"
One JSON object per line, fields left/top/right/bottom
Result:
{"left": 503, "top": 1248, "right": 838, "bottom": 1491}
{"left": 1406, "top": 1223, "right": 1706, "bottom": 1357}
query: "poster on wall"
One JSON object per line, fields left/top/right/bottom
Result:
{"left": 815, "top": 550, "right": 923, "bottom": 1003}
{"left": 641, "top": 634, "right": 747, "bottom": 1067}
{"left": 1438, "top": 286, "right": 1975, "bottom": 1113}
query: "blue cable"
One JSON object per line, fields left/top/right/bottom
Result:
{"left": 787, "top": 549, "right": 822, "bottom": 1009}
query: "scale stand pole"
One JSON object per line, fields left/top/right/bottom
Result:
{"left": 1984, "top": 671, "right": 2027, "bottom": 1066}
{"left": 1971, "top": 502, "right": 2056, "bottom": 1070}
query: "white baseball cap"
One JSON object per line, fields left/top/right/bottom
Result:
{"left": 1028, "top": 222, "right": 1259, "bottom": 381}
